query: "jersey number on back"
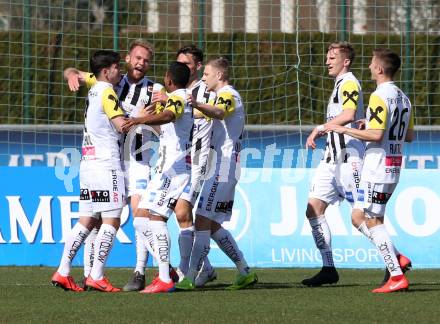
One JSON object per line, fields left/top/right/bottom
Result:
{"left": 389, "top": 108, "right": 409, "bottom": 141}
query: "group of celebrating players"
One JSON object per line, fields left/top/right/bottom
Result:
{"left": 51, "top": 41, "right": 257, "bottom": 294}
{"left": 51, "top": 39, "right": 413, "bottom": 294}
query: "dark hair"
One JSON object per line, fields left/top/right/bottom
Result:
{"left": 176, "top": 44, "right": 204, "bottom": 64}
{"left": 373, "top": 48, "right": 401, "bottom": 77}
{"left": 167, "top": 61, "right": 190, "bottom": 88}
{"left": 206, "top": 56, "right": 230, "bottom": 81}
{"left": 328, "top": 41, "right": 355, "bottom": 67}
{"left": 90, "top": 50, "right": 120, "bottom": 76}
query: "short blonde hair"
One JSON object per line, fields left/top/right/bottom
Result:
{"left": 206, "top": 56, "right": 229, "bottom": 81}
{"left": 328, "top": 41, "right": 355, "bottom": 67}
{"left": 128, "top": 39, "right": 154, "bottom": 56}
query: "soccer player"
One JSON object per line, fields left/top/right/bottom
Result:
{"left": 122, "top": 61, "right": 193, "bottom": 293}
{"left": 175, "top": 57, "right": 258, "bottom": 291}
{"left": 51, "top": 50, "right": 125, "bottom": 292}
{"left": 64, "top": 40, "right": 164, "bottom": 291}
{"left": 152, "top": 44, "right": 217, "bottom": 286}
{"left": 303, "top": 42, "right": 364, "bottom": 286}
{"left": 327, "top": 48, "right": 414, "bottom": 293}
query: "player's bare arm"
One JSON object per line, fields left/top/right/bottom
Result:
{"left": 327, "top": 124, "right": 384, "bottom": 142}
{"left": 191, "top": 95, "right": 225, "bottom": 119}
{"left": 306, "top": 109, "right": 356, "bottom": 150}
{"left": 323, "top": 108, "right": 356, "bottom": 129}
{"left": 405, "top": 128, "right": 414, "bottom": 142}
{"left": 110, "top": 115, "right": 126, "bottom": 133}
{"left": 63, "top": 68, "right": 88, "bottom": 92}
{"left": 121, "top": 110, "right": 175, "bottom": 132}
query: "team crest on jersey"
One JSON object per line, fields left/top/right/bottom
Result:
{"left": 167, "top": 98, "right": 183, "bottom": 111}
{"left": 343, "top": 90, "right": 358, "bottom": 105}
{"left": 217, "top": 96, "right": 232, "bottom": 107}
{"left": 369, "top": 106, "right": 384, "bottom": 124}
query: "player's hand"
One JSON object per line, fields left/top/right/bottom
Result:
{"left": 355, "top": 118, "right": 366, "bottom": 130}
{"left": 325, "top": 124, "right": 345, "bottom": 134}
{"left": 305, "top": 129, "right": 318, "bottom": 149}
{"left": 152, "top": 91, "right": 168, "bottom": 104}
{"left": 188, "top": 94, "right": 198, "bottom": 108}
{"left": 142, "top": 103, "right": 156, "bottom": 115}
{"left": 67, "top": 74, "right": 81, "bottom": 92}
{"left": 121, "top": 117, "right": 140, "bottom": 132}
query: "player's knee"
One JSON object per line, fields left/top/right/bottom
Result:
{"left": 134, "top": 208, "right": 149, "bottom": 218}
{"left": 306, "top": 199, "right": 327, "bottom": 218}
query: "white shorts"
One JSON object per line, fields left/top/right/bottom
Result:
{"left": 79, "top": 166, "right": 125, "bottom": 217}
{"left": 195, "top": 158, "right": 239, "bottom": 224}
{"left": 354, "top": 181, "right": 397, "bottom": 217}
{"left": 180, "top": 122, "right": 212, "bottom": 205}
{"left": 308, "top": 158, "right": 362, "bottom": 206}
{"left": 139, "top": 171, "right": 191, "bottom": 219}
{"left": 124, "top": 160, "right": 151, "bottom": 198}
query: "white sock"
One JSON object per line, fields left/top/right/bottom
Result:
{"left": 90, "top": 224, "right": 117, "bottom": 281}
{"left": 309, "top": 215, "right": 334, "bottom": 267}
{"left": 149, "top": 220, "right": 171, "bottom": 283}
{"left": 57, "top": 222, "right": 90, "bottom": 276}
{"left": 201, "top": 256, "right": 213, "bottom": 273}
{"left": 133, "top": 217, "right": 150, "bottom": 275}
{"left": 83, "top": 227, "right": 98, "bottom": 278}
{"left": 358, "top": 221, "right": 401, "bottom": 256}
{"left": 357, "top": 221, "right": 374, "bottom": 243}
{"left": 178, "top": 226, "right": 194, "bottom": 275}
{"left": 211, "top": 227, "right": 249, "bottom": 275}
{"left": 369, "top": 224, "right": 403, "bottom": 277}
{"left": 186, "top": 230, "right": 211, "bottom": 281}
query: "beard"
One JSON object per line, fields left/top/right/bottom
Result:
{"left": 128, "top": 65, "right": 146, "bottom": 81}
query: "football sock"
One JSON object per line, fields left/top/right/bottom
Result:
{"left": 178, "top": 226, "right": 194, "bottom": 275}
{"left": 90, "top": 223, "right": 117, "bottom": 281}
{"left": 133, "top": 217, "right": 150, "bottom": 275}
{"left": 57, "top": 222, "right": 90, "bottom": 276}
{"left": 369, "top": 224, "right": 403, "bottom": 277}
{"left": 358, "top": 221, "right": 401, "bottom": 256}
{"left": 186, "top": 230, "right": 211, "bottom": 281}
{"left": 149, "top": 220, "right": 171, "bottom": 283}
{"left": 83, "top": 227, "right": 98, "bottom": 278}
{"left": 201, "top": 256, "right": 213, "bottom": 273}
{"left": 309, "top": 215, "right": 334, "bottom": 267}
{"left": 211, "top": 227, "right": 250, "bottom": 275}
{"left": 357, "top": 221, "right": 373, "bottom": 242}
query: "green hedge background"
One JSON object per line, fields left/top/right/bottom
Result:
{"left": 1, "top": 31, "right": 439, "bottom": 125}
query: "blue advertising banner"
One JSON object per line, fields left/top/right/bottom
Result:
{"left": 1, "top": 166, "right": 439, "bottom": 268}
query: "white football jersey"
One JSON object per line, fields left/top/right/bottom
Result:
{"left": 211, "top": 85, "right": 245, "bottom": 163}
{"left": 156, "top": 88, "right": 194, "bottom": 174}
{"left": 81, "top": 81, "right": 124, "bottom": 169}
{"left": 362, "top": 81, "right": 413, "bottom": 183}
{"left": 324, "top": 72, "right": 365, "bottom": 163}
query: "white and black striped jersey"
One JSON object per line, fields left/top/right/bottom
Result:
{"left": 85, "top": 73, "right": 164, "bottom": 166}
{"left": 188, "top": 79, "right": 216, "bottom": 164}
{"left": 324, "top": 72, "right": 365, "bottom": 164}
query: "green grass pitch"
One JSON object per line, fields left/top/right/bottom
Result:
{"left": 1, "top": 267, "right": 440, "bottom": 323}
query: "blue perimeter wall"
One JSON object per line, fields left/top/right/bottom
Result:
{"left": 0, "top": 129, "right": 439, "bottom": 268}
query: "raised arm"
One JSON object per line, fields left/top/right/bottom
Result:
{"left": 64, "top": 68, "right": 93, "bottom": 92}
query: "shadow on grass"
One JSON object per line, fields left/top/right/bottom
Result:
{"left": 177, "top": 281, "right": 376, "bottom": 292}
